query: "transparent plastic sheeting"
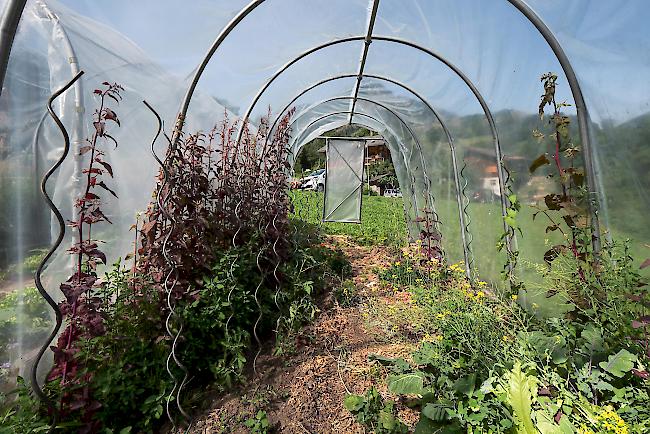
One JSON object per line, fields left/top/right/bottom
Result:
{"left": 323, "top": 139, "right": 365, "bottom": 223}
{"left": 0, "top": 0, "right": 649, "bottom": 385}
{"left": 0, "top": 0, "right": 235, "bottom": 384}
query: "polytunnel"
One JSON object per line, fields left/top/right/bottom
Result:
{"left": 0, "top": 0, "right": 648, "bottom": 432}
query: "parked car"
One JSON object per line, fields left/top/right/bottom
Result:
{"left": 384, "top": 188, "right": 402, "bottom": 198}
{"left": 300, "top": 169, "right": 326, "bottom": 192}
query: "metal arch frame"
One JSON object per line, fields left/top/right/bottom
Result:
{"left": 271, "top": 73, "right": 470, "bottom": 275}
{"left": 0, "top": 1, "right": 604, "bottom": 254}
{"left": 506, "top": 0, "right": 602, "bottom": 254}
{"left": 232, "top": 34, "right": 510, "bottom": 259}
{"left": 0, "top": 0, "right": 27, "bottom": 97}
{"left": 171, "top": 0, "right": 265, "bottom": 144}
{"left": 287, "top": 94, "right": 441, "bottom": 238}
{"left": 291, "top": 110, "right": 421, "bottom": 236}
{"left": 347, "top": 0, "right": 380, "bottom": 124}
{"left": 165, "top": 0, "right": 602, "bottom": 256}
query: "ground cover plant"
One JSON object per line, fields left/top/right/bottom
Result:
{"left": 291, "top": 190, "right": 408, "bottom": 247}
{"left": 1, "top": 71, "right": 648, "bottom": 434}
{"left": 339, "top": 74, "right": 650, "bottom": 433}
{"left": 0, "top": 85, "right": 344, "bottom": 433}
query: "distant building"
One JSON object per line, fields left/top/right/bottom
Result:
{"left": 318, "top": 138, "right": 390, "bottom": 164}
{"left": 464, "top": 147, "right": 525, "bottom": 200}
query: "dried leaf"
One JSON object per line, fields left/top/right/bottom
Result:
{"left": 529, "top": 154, "right": 550, "bottom": 174}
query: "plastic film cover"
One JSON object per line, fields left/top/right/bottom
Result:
{"left": 323, "top": 139, "right": 365, "bottom": 223}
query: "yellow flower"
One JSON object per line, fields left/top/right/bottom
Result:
{"left": 477, "top": 280, "right": 487, "bottom": 287}
{"left": 391, "top": 274, "right": 398, "bottom": 279}
{"left": 511, "top": 294, "right": 518, "bottom": 301}
{"left": 407, "top": 267, "right": 413, "bottom": 272}
{"left": 395, "top": 261, "right": 401, "bottom": 266}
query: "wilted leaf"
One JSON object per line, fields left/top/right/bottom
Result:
{"left": 97, "top": 181, "right": 118, "bottom": 198}
{"left": 104, "top": 108, "right": 121, "bottom": 126}
{"left": 544, "top": 245, "right": 565, "bottom": 265}
{"left": 87, "top": 249, "right": 107, "bottom": 265}
{"left": 544, "top": 194, "right": 564, "bottom": 211}
{"left": 529, "top": 154, "right": 550, "bottom": 174}
{"left": 93, "top": 121, "right": 105, "bottom": 136}
{"left": 98, "top": 161, "right": 114, "bottom": 177}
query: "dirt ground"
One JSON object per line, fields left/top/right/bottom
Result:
{"left": 190, "top": 236, "right": 418, "bottom": 433}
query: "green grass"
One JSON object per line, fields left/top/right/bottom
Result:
{"left": 291, "top": 190, "right": 408, "bottom": 247}
{"left": 291, "top": 190, "right": 647, "bottom": 287}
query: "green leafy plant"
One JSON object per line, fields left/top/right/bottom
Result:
{"left": 244, "top": 410, "right": 270, "bottom": 434}
{"left": 344, "top": 387, "right": 408, "bottom": 434}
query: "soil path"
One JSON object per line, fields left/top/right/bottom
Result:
{"left": 190, "top": 236, "right": 415, "bottom": 433}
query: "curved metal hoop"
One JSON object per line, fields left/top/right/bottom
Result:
{"left": 168, "top": 0, "right": 601, "bottom": 256}
{"left": 291, "top": 110, "right": 422, "bottom": 233}
{"left": 0, "top": 0, "right": 602, "bottom": 256}
{"left": 231, "top": 34, "right": 510, "bottom": 262}
{"left": 274, "top": 74, "right": 471, "bottom": 275}
{"left": 288, "top": 94, "right": 445, "bottom": 236}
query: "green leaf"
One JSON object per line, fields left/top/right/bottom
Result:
{"left": 502, "top": 362, "right": 537, "bottom": 434}
{"left": 387, "top": 372, "right": 425, "bottom": 395}
{"left": 422, "top": 403, "right": 450, "bottom": 421}
{"left": 414, "top": 415, "right": 438, "bottom": 434}
{"left": 453, "top": 373, "right": 476, "bottom": 397}
{"left": 599, "top": 349, "right": 637, "bottom": 378}
{"left": 580, "top": 324, "right": 604, "bottom": 358}
{"left": 343, "top": 394, "right": 365, "bottom": 412}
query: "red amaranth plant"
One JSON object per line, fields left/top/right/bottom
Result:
{"left": 137, "top": 109, "right": 295, "bottom": 301}
{"left": 47, "top": 81, "right": 123, "bottom": 431}
{"left": 530, "top": 72, "right": 590, "bottom": 273}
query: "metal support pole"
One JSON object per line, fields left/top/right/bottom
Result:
{"left": 267, "top": 73, "right": 471, "bottom": 275}
{"left": 0, "top": 0, "right": 27, "bottom": 98}
{"left": 507, "top": 0, "right": 602, "bottom": 256}
{"left": 37, "top": 1, "right": 85, "bottom": 270}
{"left": 348, "top": 0, "right": 380, "bottom": 124}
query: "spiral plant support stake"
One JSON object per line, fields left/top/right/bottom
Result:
{"left": 29, "top": 70, "right": 85, "bottom": 431}
{"left": 501, "top": 158, "right": 519, "bottom": 285}
{"left": 225, "top": 144, "right": 243, "bottom": 337}
{"left": 142, "top": 101, "right": 191, "bottom": 428}
{"left": 272, "top": 133, "right": 293, "bottom": 338}
{"left": 459, "top": 161, "right": 475, "bottom": 273}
